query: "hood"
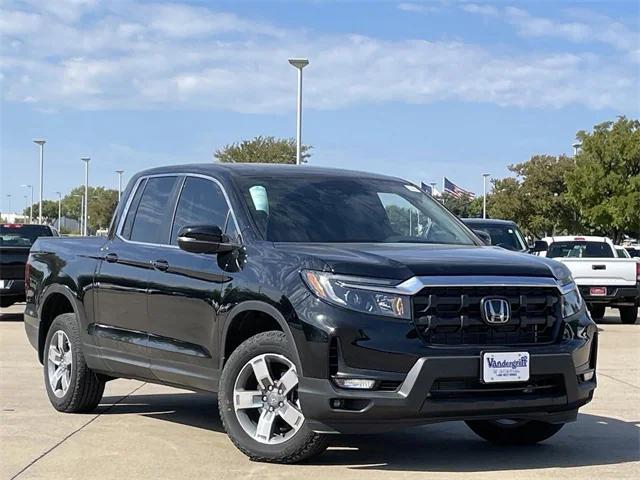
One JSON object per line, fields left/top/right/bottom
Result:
{"left": 274, "top": 243, "right": 566, "bottom": 281}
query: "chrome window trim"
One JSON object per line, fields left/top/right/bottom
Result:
{"left": 115, "top": 172, "right": 242, "bottom": 249}
{"left": 327, "top": 274, "right": 573, "bottom": 296}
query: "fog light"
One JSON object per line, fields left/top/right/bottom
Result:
{"left": 581, "top": 370, "right": 595, "bottom": 382}
{"left": 333, "top": 378, "right": 376, "bottom": 390}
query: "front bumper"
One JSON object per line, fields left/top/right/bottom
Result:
{"left": 300, "top": 345, "right": 596, "bottom": 434}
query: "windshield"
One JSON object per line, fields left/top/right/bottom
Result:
{"left": 0, "top": 224, "right": 53, "bottom": 247}
{"left": 236, "top": 176, "right": 477, "bottom": 245}
{"left": 547, "top": 241, "right": 614, "bottom": 258}
{"left": 467, "top": 223, "right": 527, "bottom": 251}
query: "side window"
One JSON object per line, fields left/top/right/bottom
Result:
{"left": 120, "top": 178, "right": 147, "bottom": 240}
{"left": 378, "top": 193, "right": 421, "bottom": 237}
{"left": 170, "top": 177, "right": 231, "bottom": 245}
{"left": 129, "top": 176, "right": 180, "bottom": 244}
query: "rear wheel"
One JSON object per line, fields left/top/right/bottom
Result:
{"left": 588, "top": 304, "right": 606, "bottom": 320}
{"left": 619, "top": 306, "right": 638, "bottom": 325}
{"left": 466, "top": 419, "right": 564, "bottom": 445}
{"left": 218, "top": 331, "right": 328, "bottom": 463}
{"left": 44, "top": 313, "right": 105, "bottom": 412}
{"left": 0, "top": 297, "right": 15, "bottom": 308}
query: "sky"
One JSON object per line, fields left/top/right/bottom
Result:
{"left": 1, "top": 0, "right": 639, "bottom": 214}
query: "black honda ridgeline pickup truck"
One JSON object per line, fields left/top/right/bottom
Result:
{"left": 24, "top": 164, "right": 597, "bottom": 463}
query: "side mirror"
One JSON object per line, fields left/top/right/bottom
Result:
{"left": 177, "top": 225, "right": 238, "bottom": 254}
{"left": 530, "top": 240, "right": 548, "bottom": 253}
{"left": 473, "top": 229, "right": 492, "bottom": 246}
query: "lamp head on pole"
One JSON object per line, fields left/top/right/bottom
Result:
{"left": 288, "top": 58, "right": 309, "bottom": 70}
{"left": 115, "top": 170, "right": 124, "bottom": 174}
{"left": 33, "top": 140, "right": 46, "bottom": 146}
{"left": 81, "top": 157, "right": 90, "bottom": 163}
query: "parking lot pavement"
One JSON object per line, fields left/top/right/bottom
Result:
{"left": 1, "top": 304, "right": 638, "bottom": 480}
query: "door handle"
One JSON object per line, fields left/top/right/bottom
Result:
{"left": 592, "top": 264, "right": 606, "bottom": 270}
{"left": 152, "top": 259, "right": 169, "bottom": 272}
{"left": 105, "top": 252, "right": 119, "bottom": 263}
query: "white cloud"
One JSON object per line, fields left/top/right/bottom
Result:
{"left": 462, "top": 3, "right": 639, "bottom": 53}
{"left": 0, "top": 1, "right": 637, "bottom": 113}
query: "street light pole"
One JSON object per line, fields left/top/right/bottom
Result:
{"left": 33, "top": 140, "right": 46, "bottom": 224}
{"left": 572, "top": 142, "right": 581, "bottom": 156}
{"left": 115, "top": 170, "right": 124, "bottom": 202}
{"left": 55, "top": 191, "right": 62, "bottom": 230}
{"left": 74, "top": 194, "right": 83, "bottom": 235}
{"left": 288, "top": 58, "right": 309, "bottom": 165}
{"left": 21, "top": 185, "right": 34, "bottom": 222}
{"left": 482, "top": 173, "right": 491, "bottom": 219}
{"left": 81, "top": 157, "right": 90, "bottom": 235}
{"left": 6, "top": 194, "right": 11, "bottom": 216}
{"left": 24, "top": 195, "right": 28, "bottom": 222}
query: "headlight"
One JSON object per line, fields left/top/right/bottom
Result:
{"left": 301, "top": 270, "right": 410, "bottom": 320}
{"left": 561, "top": 285, "right": 583, "bottom": 318}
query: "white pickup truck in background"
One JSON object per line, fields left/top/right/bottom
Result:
{"left": 533, "top": 236, "right": 639, "bottom": 324}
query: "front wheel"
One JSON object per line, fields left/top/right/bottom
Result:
{"left": 619, "top": 306, "right": 638, "bottom": 324}
{"left": 218, "top": 331, "right": 327, "bottom": 463}
{"left": 465, "top": 419, "right": 564, "bottom": 445}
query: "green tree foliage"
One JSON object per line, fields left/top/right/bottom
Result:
{"left": 566, "top": 117, "right": 640, "bottom": 242}
{"left": 496, "top": 155, "right": 577, "bottom": 236}
{"left": 214, "top": 136, "right": 311, "bottom": 164}
{"left": 24, "top": 186, "right": 118, "bottom": 233}
{"left": 441, "top": 193, "right": 482, "bottom": 218}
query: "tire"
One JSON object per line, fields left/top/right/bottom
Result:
{"left": 465, "top": 419, "right": 564, "bottom": 445}
{"left": 588, "top": 304, "right": 606, "bottom": 320}
{"left": 218, "top": 331, "right": 328, "bottom": 463}
{"left": 43, "top": 313, "right": 105, "bottom": 413}
{"left": 619, "top": 306, "right": 638, "bottom": 325}
{"left": 0, "top": 297, "right": 15, "bottom": 308}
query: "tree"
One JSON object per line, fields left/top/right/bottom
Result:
{"left": 24, "top": 186, "right": 118, "bottom": 233}
{"left": 441, "top": 193, "right": 482, "bottom": 218}
{"left": 214, "top": 136, "right": 311, "bottom": 164}
{"left": 487, "top": 155, "right": 579, "bottom": 238}
{"left": 566, "top": 117, "right": 640, "bottom": 242}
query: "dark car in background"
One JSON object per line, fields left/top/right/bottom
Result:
{"left": 0, "top": 223, "right": 57, "bottom": 308}
{"left": 461, "top": 218, "right": 529, "bottom": 253}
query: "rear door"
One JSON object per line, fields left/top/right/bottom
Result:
{"left": 95, "top": 176, "right": 181, "bottom": 377}
{"left": 146, "top": 175, "right": 239, "bottom": 391}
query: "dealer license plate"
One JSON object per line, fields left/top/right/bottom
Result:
{"left": 0, "top": 280, "right": 5, "bottom": 289}
{"left": 482, "top": 352, "right": 530, "bottom": 383}
{"left": 590, "top": 287, "right": 607, "bottom": 296}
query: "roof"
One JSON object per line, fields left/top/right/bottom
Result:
{"left": 541, "top": 236, "right": 612, "bottom": 243}
{"left": 461, "top": 218, "right": 518, "bottom": 226}
{"left": 132, "top": 163, "right": 403, "bottom": 182}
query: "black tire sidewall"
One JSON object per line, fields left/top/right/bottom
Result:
{"left": 619, "top": 306, "right": 638, "bottom": 324}
{"left": 218, "top": 331, "right": 318, "bottom": 460}
{"left": 43, "top": 313, "right": 83, "bottom": 411}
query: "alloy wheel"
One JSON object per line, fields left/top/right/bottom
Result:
{"left": 233, "top": 353, "right": 304, "bottom": 445}
{"left": 47, "top": 330, "right": 73, "bottom": 398}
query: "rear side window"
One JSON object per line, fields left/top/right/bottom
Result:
{"left": 129, "top": 177, "right": 180, "bottom": 244}
{"left": 547, "top": 241, "right": 614, "bottom": 258}
{"left": 120, "top": 178, "right": 147, "bottom": 240}
{"left": 170, "top": 177, "right": 231, "bottom": 245}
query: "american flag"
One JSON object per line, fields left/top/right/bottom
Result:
{"left": 443, "top": 177, "right": 476, "bottom": 199}
{"left": 420, "top": 182, "right": 432, "bottom": 195}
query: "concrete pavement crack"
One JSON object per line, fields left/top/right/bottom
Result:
{"left": 597, "top": 373, "right": 640, "bottom": 390}
{"left": 10, "top": 382, "right": 147, "bottom": 480}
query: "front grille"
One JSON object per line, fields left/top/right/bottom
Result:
{"left": 429, "top": 375, "right": 565, "bottom": 400}
{"left": 413, "top": 286, "right": 561, "bottom": 346}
